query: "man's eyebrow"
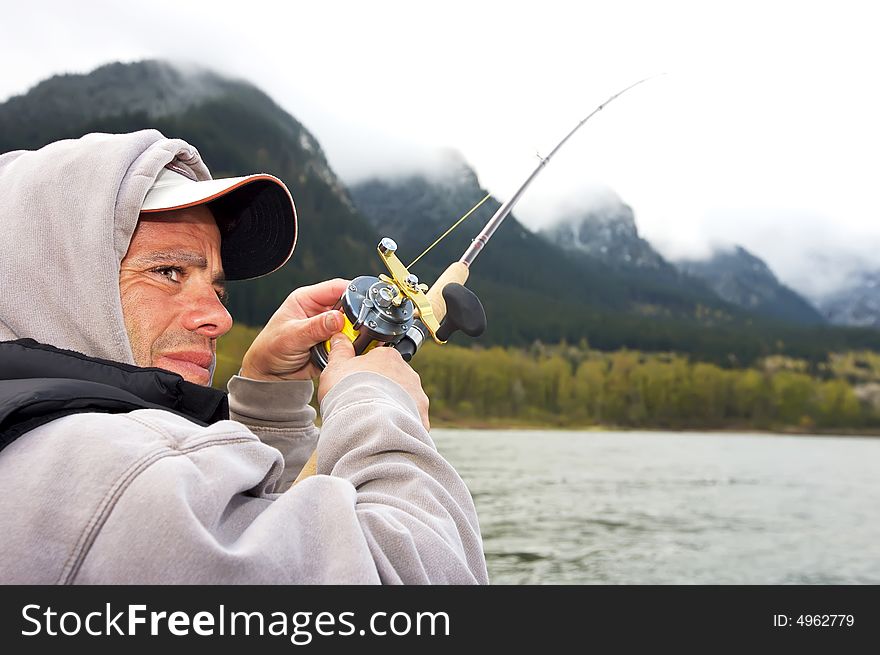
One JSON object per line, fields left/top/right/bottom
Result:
{"left": 133, "top": 250, "right": 226, "bottom": 284}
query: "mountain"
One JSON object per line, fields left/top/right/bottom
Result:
{"left": 817, "top": 271, "right": 880, "bottom": 327}
{"left": 541, "top": 197, "right": 826, "bottom": 326}
{"left": 348, "top": 153, "right": 752, "bottom": 341}
{"left": 4, "top": 60, "right": 880, "bottom": 365}
{"left": 675, "top": 246, "right": 826, "bottom": 325}
{"left": 0, "top": 60, "right": 381, "bottom": 324}
{"left": 350, "top": 158, "right": 880, "bottom": 363}
{"left": 539, "top": 192, "right": 669, "bottom": 272}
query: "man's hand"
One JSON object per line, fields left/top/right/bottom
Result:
{"left": 240, "top": 278, "right": 350, "bottom": 382}
{"left": 318, "top": 334, "right": 430, "bottom": 431}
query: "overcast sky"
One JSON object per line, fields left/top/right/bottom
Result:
{"left": 2, "top": 0, "right": 879, "bottom": 298}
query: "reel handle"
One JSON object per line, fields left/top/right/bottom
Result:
{"left": 436, "top": 284, "right": 487, "bottom": 341}
{"left": 394, "top": 333, "right": 420, "bottom": 361}
{"left": 394, "top": 284, "right": 486, "bottom": 361}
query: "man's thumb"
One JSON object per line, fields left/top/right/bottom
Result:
{"left": 307, "top": 310, "right": 344, "bottom": 342}
{"left": 326, "top": 332, "right": 356, "bottom": 364}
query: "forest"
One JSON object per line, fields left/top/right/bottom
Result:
{"left": 215, "top": 325, "right": 880, "bottom": 433}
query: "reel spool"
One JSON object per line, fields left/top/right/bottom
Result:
{"left": 309, "top": 275, "right": 417, "bottom": 369}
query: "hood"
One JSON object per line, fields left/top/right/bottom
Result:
{"left": 0, "top": 130, "right": 211, "bottom": 364}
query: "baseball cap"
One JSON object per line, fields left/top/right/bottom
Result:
{"left": 141, "top": 165, "right": 297, "bottom": 281}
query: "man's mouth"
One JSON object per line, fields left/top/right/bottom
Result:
{"left": 155, "top": 351, "right": 214, "bottom": 385}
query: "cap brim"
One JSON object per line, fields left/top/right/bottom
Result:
{"left": 141, "top": 172, "right": 297, "bottom": 281}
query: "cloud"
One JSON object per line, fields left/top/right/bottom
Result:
{"left": 636, "top": 206, "right": 880, "bottom": 300}
{"left": 3, "top": 1, "right": 880, "bottom": 302}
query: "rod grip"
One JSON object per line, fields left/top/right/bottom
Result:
{"left": 425, "top": 261, "right": 470, "bottom": 322}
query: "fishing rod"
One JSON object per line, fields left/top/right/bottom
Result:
{"left": 307, "top": 76, "right": 656, "bottom": 374}
{"left": 293, "top": 78, "right": 656, "bottom": 485}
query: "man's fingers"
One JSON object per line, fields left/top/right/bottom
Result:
{"left": 326, "top": 333, "right": 355, "bottom": 365}
{"left": 283, "top": 310, "right": 341, "bottom": 348}
{"left": 290, "top": 278, "right": 351, "bottom": 313}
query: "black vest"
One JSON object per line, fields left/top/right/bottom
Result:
{"left": 0, "top": 339, "right": 229, "bottom": 453}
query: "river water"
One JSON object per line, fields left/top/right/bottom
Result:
{"left": 432, "top": 429, "right": 880, "bottom": 584}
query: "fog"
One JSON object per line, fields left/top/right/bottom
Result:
{"left": 3, "top": 1, "right": 880, "bottom": 300}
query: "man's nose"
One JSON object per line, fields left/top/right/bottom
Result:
{"left": 181, "top": 283, "right": 233, "bottom": 338}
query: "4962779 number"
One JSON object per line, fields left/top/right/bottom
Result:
{"left": 796, "top": 615, "right": 854, "bottom": 627}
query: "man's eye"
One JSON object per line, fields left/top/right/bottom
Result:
{"left": 154, "top": 266, "right": 182, "bottom": 282}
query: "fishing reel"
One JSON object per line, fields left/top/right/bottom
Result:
{"left": 310, "top": 237, "right": 487, "bottom": 369}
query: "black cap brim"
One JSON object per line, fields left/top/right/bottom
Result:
{"left": 207, "top": 178, "right": 297, "bottom": 281}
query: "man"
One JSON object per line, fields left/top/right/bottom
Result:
{"left": 0, "top": 130, "right": 488, "bottom": 584}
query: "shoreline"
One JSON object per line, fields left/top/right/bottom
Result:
{"left": 429, "top": 419, "right": 880, "bottom": 438}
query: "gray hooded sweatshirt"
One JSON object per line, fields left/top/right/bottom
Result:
{"left": 0, "top": 130, "right": 488, "bottom": 584}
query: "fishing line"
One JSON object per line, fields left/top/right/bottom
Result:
{"left": 407, "top": 193, "right": 493, "bottom": 269}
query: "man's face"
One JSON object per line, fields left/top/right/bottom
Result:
{"left": 119, "top": 205, "right": 232, "bottom": 385}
